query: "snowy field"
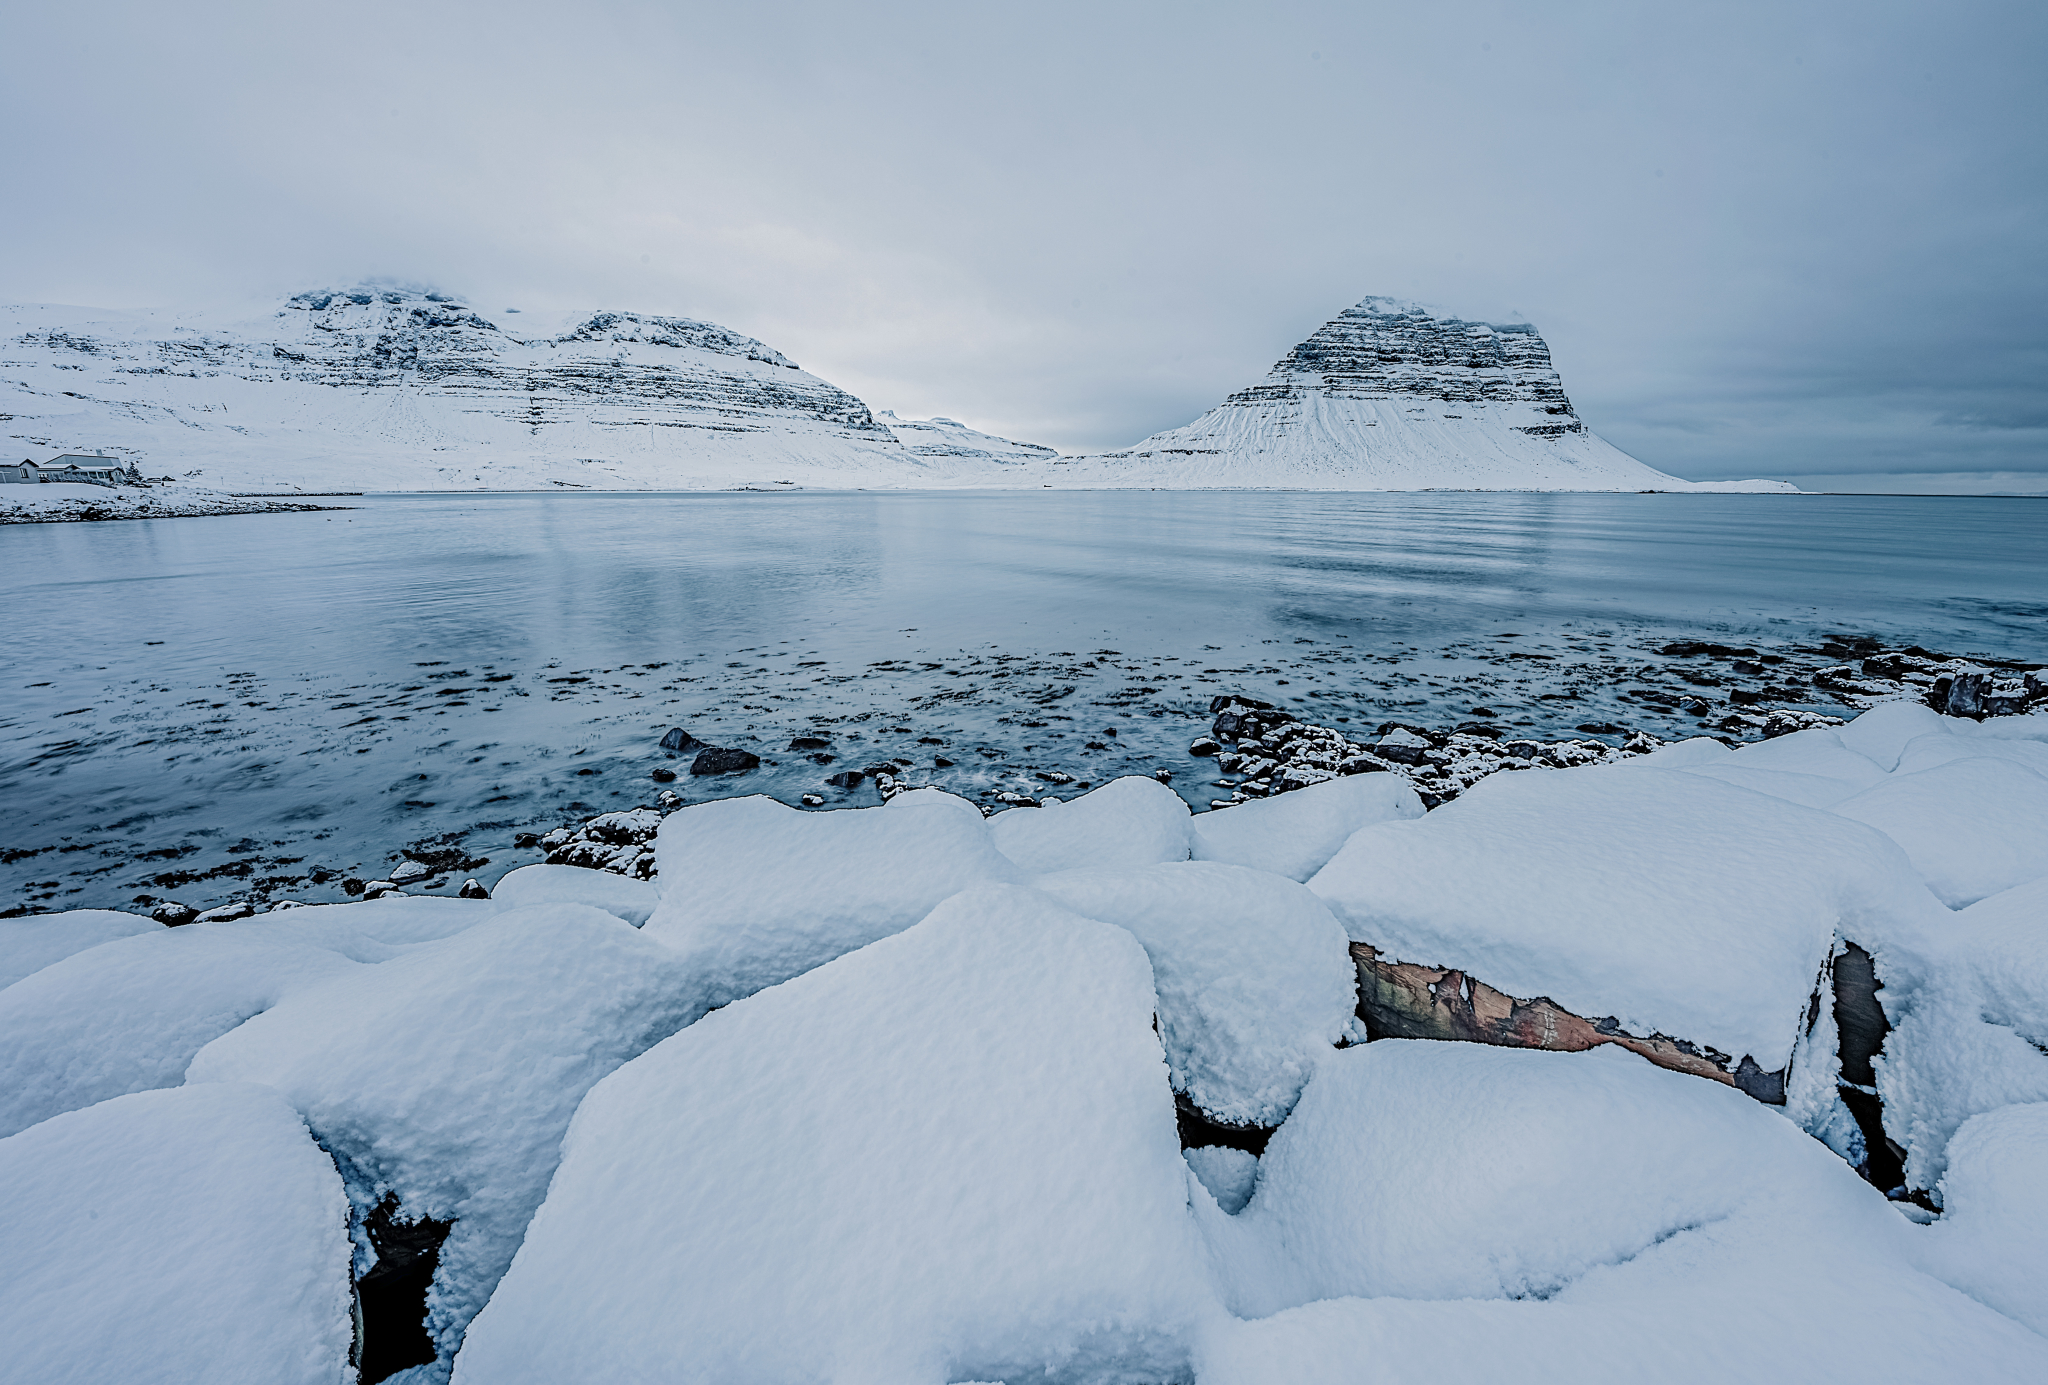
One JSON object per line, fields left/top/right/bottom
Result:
{"left": 4, "top": 491, "right": 2042, "bottom": 918}
{"left": 4, "top": 693, "right": 2046, "bottom": 1383}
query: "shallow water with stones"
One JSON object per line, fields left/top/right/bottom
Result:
{"left": 3, "top": 489, "right": 2042, "bottom": 916}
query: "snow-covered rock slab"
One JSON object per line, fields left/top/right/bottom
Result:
{"left": 1308, "top": 767, "right": 1947, "bottom": 1081}
{"left": 1193, "top": 1043, "right": 2048, "bottom": 1381}
{"left": 1190, "top": 774, "right": 1423, "bottom": 882}
{"left": 0, "top": 1083, "right": 354, "bottom": 1384}
{"left": 456, "top": 885, "right": 1215, "bottom": 1385}
{"left": 1831, "top": 755, "right": 2048, "bottom": 907}
{"left": 0, "top": 908, "right": 161, "bottom": 991}
{"left": 1035, "top": 862, "right": 1355, "bottom": 1127}
{"left": 643, "top": 790, "right": 1020, "bottom": 1016}
{"left": 487, "top": 862, "right": 660, "bottom": 925}
{"left": 989, "top": 774, "right": 1192, "bottom": 874}
{"left": 1912, "top": 1103, "right": 2048, "bottom": 1337}
{"left": 0, "top": 896, "right": 493, "bottom": 1137}
{"left": 188, "top": 904, "right": 699, "bottom": 1370}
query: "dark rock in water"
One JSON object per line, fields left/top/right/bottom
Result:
{"left": 1468, "top": 706, "right": 1497, "bottom": 716}
{"left": 788, "top": 736, "right": 832, "bottom": 750}
{"left": 1211, "top": 710, "right": 1248, "bottom": 741}
{"left": 826, "top": 770, "right": 866, "bottom": 788}
{"left": 1189, "top": 737, "right": 1220, "bottom": 757}
{"left": 1576, "top": 722, "right": 1625, "bottom": 735}
{"left": 1456, "top": 722, "right": 1505, "bottom": 739}
{"left": 650, "top": 767, "right": 677, "bottom": 782}
{"left": 150, "top": 901, "right": 198, "bottom": 927}
{"left": 342, "top": 877, "right": 367, "bottom": 896}
{"left": 1209, "top": 694, "right": 1273, "bottom": 714}
{"left": 512, "top": 833, "right": 541, "bottom": 849}
{"left": 1153, "top": 768, "right": 1173, "bottom": 783}
{"left": 1728, "top": 688, "right": 1765, "bottom": 706}
{"left": 933, "top": 757, "right": 954, "bottom": 767}
{"left": 658, "top": 727, "right": 702, "bottom": 753}
{"left": 810, "top": 752, "right": 836, "bottom": 765}
{"left": 458, "top": 879, "right": 489, "bottom": 900}
{"left": 1660, "top": 641, "right": 1759, "bottom": 659}
{"left": 690, "top": 747, "right": 759, "bottom": 776}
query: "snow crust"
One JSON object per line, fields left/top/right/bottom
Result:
{"left": 1035, "top": 863, "right": 1356, "bottom": 1126}
{"left": 644, "top": 791, "right": 1020, "bottom": 1017}
{"left": 0, "top": 1082, "right": 353, "bottom": 1384}
{"left": 1308, "top": 766, "right": 1943, "bottom": 1069}
{"left": 188, "top": 903, "right": 699, "bottom": 1369}
{"left": 1194, "top": 1044, "right": 2048, "bottom": 1381}
{"left": 0, "top": 907, "right": 160, "bottom": 991}
{"left": 1190, "top": 774, "right": 1423, "bottom": 881}
{"left": 0, "top": 896, "right": 492, "bottom": 1137}
{"left": 456, "top": 885, "right": 1214, "bottom": 1385}
{"left": 988, "top": 774, "right": 1192, "bottom": 874}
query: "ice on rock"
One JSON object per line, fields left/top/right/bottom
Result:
{"left": 988, "top": 774, "right": 1192, "bottom": 874}
{"left": 0, "top": 896, "right": 493, "bottom": 1138}
{"left": 0, "top": 1083, "right": 353, "bottom": 1384}
{"left": 187, "top": 903, "right": 700, "bottom": 1370}
{"left": 1913, "top": 1103, "right": 2048, "bottom": 1337}
{"left": 1308, "top": 767, "right": 1946, "bottom": 1074}
{"left": 0, "top": 908, "right": 161, "bottom": 991}
{"left": 1832, "top": 755, "right": 2048, "bottom": 906}
{"left": 455, "top": 885, "right": 1217, "bottom": 1385}
{"left": 1189, "top": 774, "right": 1423, "bottom": 882}
{"left": 487, "top": 862, "right": 661, "bottom": 926}
{"left": 1035, "top": 863, "right": 1356, "bottom": 1127}
{"left": 643, "top": 791, "right": 1021, "bottom": 1016}
{"left": 1193, "top": 1043, "right": 2048, "bottom": 1382}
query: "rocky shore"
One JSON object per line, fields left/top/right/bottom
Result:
{"left": 0, "top": 482, "right": 349, "bottom": 524}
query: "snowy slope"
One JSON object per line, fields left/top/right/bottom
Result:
{"left": 0, "top": 289, "right": 1049, "bottom": 492}
{"left": 1039, "top": 297, "right": 1794, "bottom": 492}
{"left": 876, "top": 410, "right": 1059, "bottom": 464}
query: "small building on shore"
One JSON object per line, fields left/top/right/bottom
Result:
{"left": 29, "top": 455, "right": 138, "bottom": 486}
{"left": 1, "top": 459, "right": 39, "bottom": 483}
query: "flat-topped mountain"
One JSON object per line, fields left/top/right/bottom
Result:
{"left": 1041, "top": 297, "right": 1794, "bottom": 491}
{"left": 0, "top": 289, "right": 1050, "bottom": 491}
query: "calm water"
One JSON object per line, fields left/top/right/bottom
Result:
{"left": 4, "top": 491, "right": 2042, "bottom": 914}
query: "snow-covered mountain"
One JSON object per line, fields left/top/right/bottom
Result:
{"left": 1039, "top": 297, "right": 1794, "bottom": 492}
{"left": 0, "top": 289, "right": 1052, "bottom": 491}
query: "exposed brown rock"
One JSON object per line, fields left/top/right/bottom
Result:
{"left": 1350, "top": 941, "right": 1785, "bottom": 1102}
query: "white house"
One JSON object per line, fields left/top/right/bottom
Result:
{"left": 0, "top": 459, "right": 39, "bottom": 484}
{"left": 30, "top": 455, "right": 138, "bottom": 486}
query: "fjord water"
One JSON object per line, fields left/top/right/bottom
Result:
{"left": 4, "top": 491, "right": 2041, "bottom": 914}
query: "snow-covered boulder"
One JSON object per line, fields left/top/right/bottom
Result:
{"left": 643, "top": 791, "right": 1021, "bottom": 1016}
{"left": 0, "top": 908, "right": 161, "bottom": 991}
{"left": 487, "top": 862, "right": 661, "bottom": 925}
{"left": 0, "top": 896, "right": 493, "bottom": 1138}
{"left": 0, "top": 1083, "right": 354, "bottom": 1384}
{"left": 455, "top": 885, "right": 1215, "bottom": 1385}
{"left": 988, "top": 775, "right": 1192, "bottom": 874}
{"left": 1834, "top": 699, "right": 1956, "bottom": 771}
{"left": 1190, "top": 774, "right": 1423, "bottom": 882}
{"left": 1307, "top": 767, "right": 1947, "bottom": 1084}
{"left": 1035, "top": 863, "right": 1355, "bottom": 1127}
{"left": 1913, "top": 1103, "right": 2048, "bottom": 1337}
{"left": 1192, "top": 1043, "right": 2048, "bottom": 1381}
{"left": 1831, "top": 756, "right": 2048, "bottom": 907}
{"left": 1870, "top": 876, "right": 2048, "bottom": 1191}
{"left": 187, "top": 904, "right": 699, "bottom": 1371}
{"left": 1665, "top": 724, "right": 1888, "bottom": 809}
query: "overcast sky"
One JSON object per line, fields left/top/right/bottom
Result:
{"left": 4, "top": 1, "right": 2043, "bottom": 491}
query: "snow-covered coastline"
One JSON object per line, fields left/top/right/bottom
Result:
{"left": 5, "top": 683, "right": 2045, "bottom": 1382}
{"left": 0, "top": 481, "right": 349, "bottom": 524}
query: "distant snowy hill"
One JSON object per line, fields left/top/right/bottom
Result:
{"left": 0, "top": 289, "right": 1052, "bottom": 491}
{"left": 875, "top": 411, "right": 1058, "bottom": 465}
{"left": 1038, "top": 297, "right": 1795, "bottom": 492}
